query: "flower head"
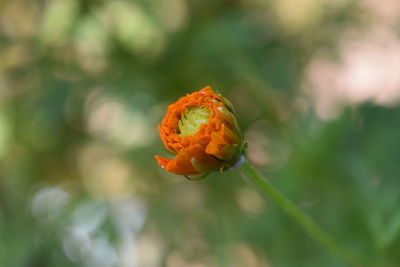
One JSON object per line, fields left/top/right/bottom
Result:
{"left": 155, "top": 86, "right": 245, "bottom": 176}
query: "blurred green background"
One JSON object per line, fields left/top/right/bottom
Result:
{"left": 1, "top": 0, "right": 400, "bottom": 266}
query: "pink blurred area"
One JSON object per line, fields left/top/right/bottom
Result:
{"left": 304, "top": 0, "right": 400, "bottom": 120}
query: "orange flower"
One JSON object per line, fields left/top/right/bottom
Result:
{"left": 155, "top": 86, "right": 245, "bottom": 176}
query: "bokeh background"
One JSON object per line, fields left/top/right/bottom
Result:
{"left": 1, "top": 0, "right": 400, "bottom": 266}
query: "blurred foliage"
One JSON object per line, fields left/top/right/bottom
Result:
{"left": 1, "top": 0, "right": 400, "bottom": 266}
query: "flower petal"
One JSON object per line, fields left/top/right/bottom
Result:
{"left": 154, "top": 150, "right": 199, "bottom": 175}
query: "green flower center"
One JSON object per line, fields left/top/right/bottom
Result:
{"left": 178, "top": 106, "right": 210, "bottom": 137}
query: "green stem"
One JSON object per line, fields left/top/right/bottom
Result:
{"left": 241, "top": 160, "right": 362, "bottom": 267}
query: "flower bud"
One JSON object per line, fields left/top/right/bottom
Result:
{"left": 155, "top": 86, "right": 245, "bottom": 176}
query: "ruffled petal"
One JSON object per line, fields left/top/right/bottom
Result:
{"left": 206, "top": 124, "right": 241, "bottom": 160}
{"left": 155, "top": 153, "right": 199, "bottom": 175}
{"left": 185, "top": 144, "right": 222, "bottom": 173}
